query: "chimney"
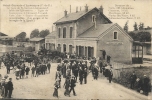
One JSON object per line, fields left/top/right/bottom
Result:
{"left": 76, "top": 7, "right": 78, "bottom": 13}
{"left": 99, "top": 5, "right": 103, "bottom": 13}
{"left": 70, "top": 5, "right": 71, "bottom": 13}
{"left": 85, "top": 4, "right": 88, "bottom": 12}
{"left": 64, "top": 10, "right": 67, "bottom": 17}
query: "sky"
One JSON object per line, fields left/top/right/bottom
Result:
{"left": 0, "top": 0, "right": 152, "bottom": 37}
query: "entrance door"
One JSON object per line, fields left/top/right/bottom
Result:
{"left": 69, "top": 45, "right": 72, "bottom": 54}
{"left": 132, "top": 44, "right": 143, "bottom": 64}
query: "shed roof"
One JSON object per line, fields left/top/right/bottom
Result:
{"left": 45, "top": 31, "right": 56, "bottom": 39}
{"left": 29, "top": 37, "right": 44, "bottom": 42}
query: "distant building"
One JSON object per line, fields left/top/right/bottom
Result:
{"left": 45, "top": 31, "right": 56, "bottom": 50}
{"left": 129, "top": 29, "right": 152, "bottom": 55}
{"left": 29, "top": 37, "right": 45, "bottom": 52}
{"left": 46, "top": 5, "right": 133, "bottom": 64}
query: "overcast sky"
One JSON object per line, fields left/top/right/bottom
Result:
{"left": 0, "top": 0, "right": 152, "bottom": 37}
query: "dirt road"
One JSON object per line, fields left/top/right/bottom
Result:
{"left": 0, "top": 63, "right": 150, "bottom": 99}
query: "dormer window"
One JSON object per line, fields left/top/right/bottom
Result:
{"left": 113, "top": 32, "right": 118, "bottom": 40}
{"left": 92, "top": 15, "right": 96, "bottom": 23}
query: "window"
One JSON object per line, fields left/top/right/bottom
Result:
{"left": 70, "top": 27, "right": 73, "bottom": 38}
{"left": 114, "top": 32, "right": 118, "bottom": 40}
{"left": 92, "top": 15, "right": 96, "bottom": 23}
{"left": 58, "top": 28, "right": 61, "bottom": 38}
{"left": 63, "top": 44, "right": 66, "bottom": 52}
{"left": 63, "top": 27, "right": 66, "bottom": 38}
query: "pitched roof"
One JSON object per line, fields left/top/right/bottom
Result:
{"left": 0, "top": 32, "right": 8, "bottom": 36}
{"left": 45, "top": 31, "right": 56, "bottom": 39}
{"left": 78, "top": 23, "right": 133, "bottom": 41}
{"left": 0, "top": 36, "right": 13, "bottom": 40}
{"left": 29, "top": 37, "right": 44, "bottom": 42}
{"left": 54, "top": 7, "right": 112, "bottom": 24}
{"left": 78, "top": 24, "right": 114, "bottom": 38}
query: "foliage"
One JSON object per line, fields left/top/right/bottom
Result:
{"left": 139, "top": 23, "right": 144, "bottom": 30}
{"left": 128, "top": 31, "right": 151, "bottom": 42}
{"left": 30, "top": 29, "right": 39, "bottom": 38}
{"left": 113, "top": 67, "right": 152, "bottom": 91}
{"left": 128, "top": 32, "right": 138, "bottom": 41}
{"left": 39, "top": 29, "right": 50, "bottom": 38}
{"left": 137, "top": 32, "right": 151, "bottom": 42}
{"left": 15, "top": 32, "right": 26, "bottom": 39}
{"left": 124, "top": 21, "right": 128, "bottom": 32}
{"left": 133, "top": 22, "right": 138, "bottom": 31}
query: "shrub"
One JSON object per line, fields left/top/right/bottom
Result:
{"left": 113, "top": 67, "right": 152, "bottom": 91}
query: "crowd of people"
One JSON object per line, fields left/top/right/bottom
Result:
{"left": 0, "top": 50, "right": 151, "bottom": 99}
{"left": 52, "top": 57, "right": 113, "bottom": 98}
{"left": 0, "top": 52, "right": 51, "bottom": 98}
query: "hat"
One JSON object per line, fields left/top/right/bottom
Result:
{"left": 4, "top": 74, "right": 9, "bottom": 78}
{"left": 9, "top": 78, "right": 12, "bottom": 80}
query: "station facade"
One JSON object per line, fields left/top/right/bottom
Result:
{"left": 45, "top": 5, "right": 133, "bottom": 64}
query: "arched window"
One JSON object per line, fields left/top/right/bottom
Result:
{"left": 70, "top": 27, "right": 73, "bottom": 38}
{"left": 63, "top": 27, "right": 66, "bottom": 38}
{"left": 58, "top": 28, "right": 61, "bottom": 38}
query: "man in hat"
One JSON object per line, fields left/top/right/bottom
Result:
{"left": 69, "top": 75, "right": 76, "bottom": 96}
{"left": 79, "top": 67, "right": 83, "bottom": 84}
{"left": 102, "top": 50, "right": 106, "bottom": 60}
{"left": 130, "top": 72, "right": 137, "bottom": 89}
{"left": 83, "top": 68, "right": 88, "bottom": 84}
{"left": 108, "top": 68, "right": 113, "bottom": 83}
{"left": 7, "top": 78, "right": 13, "bottom": 98}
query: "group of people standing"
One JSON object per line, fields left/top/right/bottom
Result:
{"left": 52, "top": 56, "right": 113, "bottom": 98}
{"left": 130, "top": 72, "right": 151, "bottom": 96}
{"left": 0, "top": 52, "right": 51, "bottom": 99}
{"left": 0, "top": 75, "right": 13, "bottom": 98}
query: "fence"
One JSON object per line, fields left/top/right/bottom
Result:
{"left": 110, "top": 61, "right": 133, "bottom": 79}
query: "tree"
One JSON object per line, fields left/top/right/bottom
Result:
{"left": 15, "top": 32, "right": 26, "bottom": 41}
{"left": 128, "top": 32, "right": 138, "bottom": 41}
{"left": 133, "top": 22, "right": 138, "bottom": 31}
{"left": 139, "top": 23, "right": 144, "bottom": 30}
{"left": 30, "top": 29, "right": 39, "bottom": 38}
{"left": 39, "top": 29, "right": 50, "bottom": 38}
{"left": 124, "top": 21, "right": 129, "bottom": 32}
{"left": 136, "top": 32, "right": 151, "bottom": 42}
